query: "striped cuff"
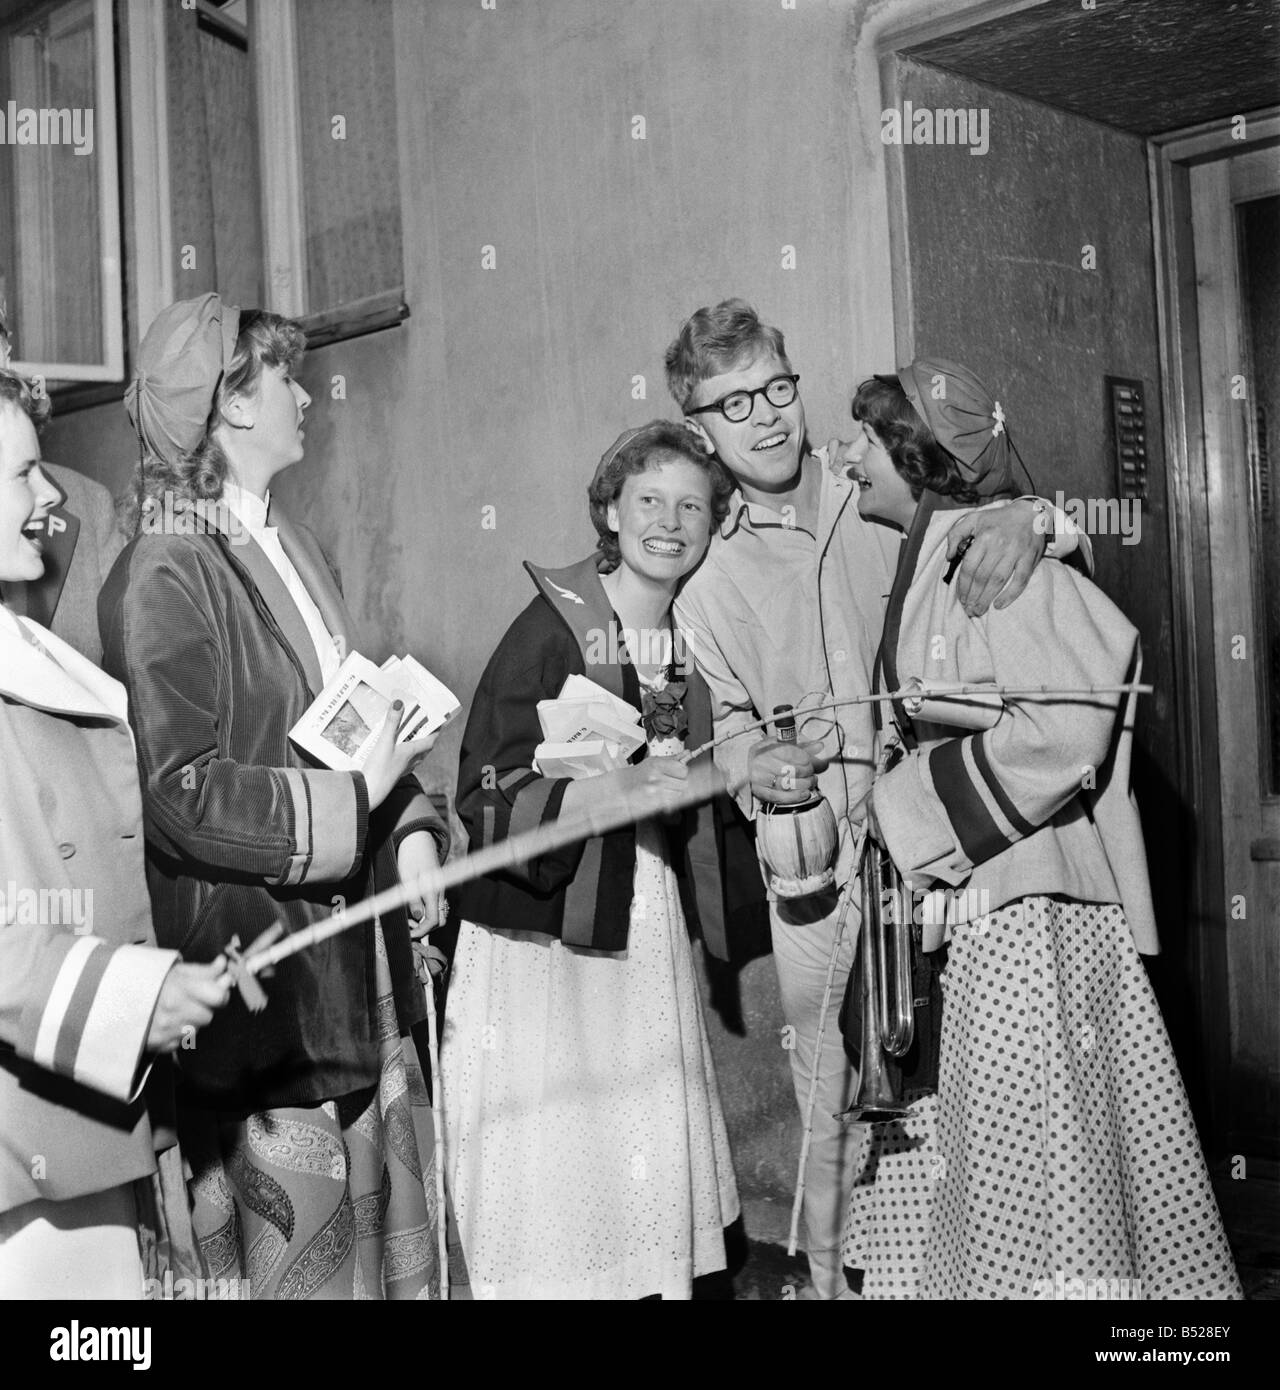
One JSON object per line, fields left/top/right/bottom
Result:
{"left": 394, "top": 816, "right": 448, "bottom": 860}
{"left": 506, "top": 772, "right": 569, "bottom": 841}
{"left": 274, "top": 768, "right": 368, "bottom": 886}
{"left": 391, "top": 790, "right": 449, "bottom": 860}
{"left": 873, "top": 754, "right": 964, "bottom": 887}
{"left": 21, "top": 937, "right": 178, "bottom": 1101}
{"left": 928, "top": 735, "right": 1034, "bottom": 867}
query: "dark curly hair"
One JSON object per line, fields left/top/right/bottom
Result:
{"left": 123, "top": 309, "right": 305, "bottom": 534}
{"left": 587, "top": 419, "right": 736, "bottom": 572}
{"left": 851, "top": 374, "right": 979, "bottom": 505}
{"left": 0, "top": 367, "right": 52, "bottom": 431}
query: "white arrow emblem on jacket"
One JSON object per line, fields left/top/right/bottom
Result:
{"left": 546, "top": 579, "right": 584, "bottom": 605}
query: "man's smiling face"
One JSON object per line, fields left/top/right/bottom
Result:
{"left": 684, "top": 351, "right": 805, "bottom": 496}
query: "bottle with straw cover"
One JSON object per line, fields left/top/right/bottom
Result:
{"left": 754, "top": 704, "right": 839, "bottom": 899}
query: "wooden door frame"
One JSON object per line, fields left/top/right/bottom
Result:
{"left": 1149, "top": 109, "right": 1280, "bottom": 1155}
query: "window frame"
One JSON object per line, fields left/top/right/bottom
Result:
{"left": 252, "top": 0, "right": 408, "bottom": 342}
{"left": 45, "top": 0, "right": 407, "bottom": 410}
{"left": 6, "top": 0, "right": 125, "bottom": 385}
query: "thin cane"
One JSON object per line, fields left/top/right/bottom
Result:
{"left": 420, "top": 973, "right": 450, "bottom": 1301}
{"left": 681, "top": 682, "right": 1152, "bottom": 764}
{"left": 225, "top": 684, "right": 1151, "bottom": 996}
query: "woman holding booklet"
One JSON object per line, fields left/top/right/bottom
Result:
{"left": 443, "top": 420, "right": 760, "bottom": 1299}
{"left": 100, "top": 294, "right": 451, "bottom": 1299}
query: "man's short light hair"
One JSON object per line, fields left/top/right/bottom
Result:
{"left": 664, "top": 298, "right": 790, "bottom": 413}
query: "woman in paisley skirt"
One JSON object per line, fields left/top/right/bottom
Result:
{"left": 840, "top": 359, "right": 1241, "bottom": 1300}
{"left": 442, "top": 421, "right": 745, "bottom": 1299}
{"left": 101, "top": 294, "right": 449, "bottom": 1299}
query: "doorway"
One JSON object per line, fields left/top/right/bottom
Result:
{"left": 1154, "top": 122, "right": 1280, "bottom": 1160}
{"left": 872, "top": 0, "right": 1280, "bottom": 1168}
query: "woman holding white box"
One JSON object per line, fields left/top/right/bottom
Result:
{"left": 443, "top": 420, "right": 761, "bottom": 1299}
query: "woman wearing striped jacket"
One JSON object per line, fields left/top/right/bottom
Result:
{"left": 100, "top": 295, "right": 448, "bottom": 1299}
{"left": 0, "top": 367, "right": 229, "bottom": 1298}
{"left": 842, "top": 359, "right": 1240, "bottom": 1300}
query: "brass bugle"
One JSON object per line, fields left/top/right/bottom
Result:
{"left": 838, "top": 837, "right": 916, "bottom": 1124}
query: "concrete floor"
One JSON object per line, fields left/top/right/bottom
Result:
{"left": 1213, "top": 1173, "right": 1280, "bottom": 1301}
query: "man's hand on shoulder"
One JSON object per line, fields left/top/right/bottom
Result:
{"left": 948, "top": 498, "right": 1046, "bottom": 617}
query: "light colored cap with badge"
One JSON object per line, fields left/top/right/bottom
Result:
{"left": 897, "top": 357, "right": 1015, "bottom": 498}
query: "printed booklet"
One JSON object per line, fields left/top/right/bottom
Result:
{"left": 290, "top": 650, "right": 460, "bottom": 772}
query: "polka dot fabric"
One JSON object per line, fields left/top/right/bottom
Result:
{"left": 843, "top": 897, "right": 1242, "bottom": 1300}
{"left": 441, "top": 814, "right": 739, "bottom": 1300}
{"left": 842, "top": 1092, "right": 940, "bottom": 1298}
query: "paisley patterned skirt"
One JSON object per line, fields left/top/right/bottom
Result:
{"left": 180, "top": 926, "right": 441, "bottom": 1299}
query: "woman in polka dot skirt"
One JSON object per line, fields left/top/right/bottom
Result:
{"left": 839, "top": 360, "right": 1241, "bottom": 1300}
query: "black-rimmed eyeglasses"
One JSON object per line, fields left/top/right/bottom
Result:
{"left": 686, "top": 374, "right": 800, "bottom": 424}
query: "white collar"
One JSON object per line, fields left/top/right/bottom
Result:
{"left": 0, "top": 602, "right": 129, "bottom": 723}
{"left": 221, "top": 481, "right": 272, "bottom": 534}
{"left": 0, "top": 600, "right": 25, "bottom": 641}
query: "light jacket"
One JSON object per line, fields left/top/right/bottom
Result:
{"left": 98, "top": 500, "right": 449, "bottom": 1110}
{"left": 674, "top": 457, "right": 899, "bottom": 894}
{"left": 872, "top": 493, "right": 1158, "bottom": 954}
{"left": 0, "top": 608, "right": 177, "bottom": 1214}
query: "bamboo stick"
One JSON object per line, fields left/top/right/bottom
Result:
{"left": 238, "top": 757, "right": 727, "bottom": 979}
{"left": 235, "top": 681, "right": 1151, "bottom": 982}
{"left": 682, "top": 681, "right": 1153, "bottom": 762}
{"left": 420, "top": 978, "right": 449, "bottom": 1302}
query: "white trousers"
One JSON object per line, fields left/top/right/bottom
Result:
{"left": 771, "top": 887, "right": 860, "bottom": 1299}
{"left": 0, "top": 1186, "right": 143, "bottom": 1300}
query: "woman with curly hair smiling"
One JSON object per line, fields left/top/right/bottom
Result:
{"left": 442, "top": 419, "right": 754, "bottom": 1300}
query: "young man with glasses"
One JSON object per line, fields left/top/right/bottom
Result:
{"left": 667, "top": 298, "right": 1085, "bottom": 1299}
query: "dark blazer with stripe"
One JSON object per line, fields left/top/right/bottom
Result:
{"left": 455, "top": 554, "right": 764, "bottom": 958}
{"left": 99, "top": 500, "right": 448, "bottom": 1110}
